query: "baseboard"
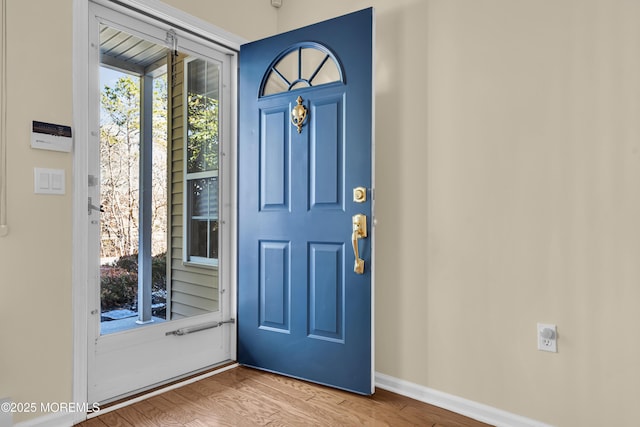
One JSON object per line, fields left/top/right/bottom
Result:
{"left": 375, "top": 372, "right": 554, "bottom": 427}
{"left": 13, "top": 411, "right": 76, "bottom": 427}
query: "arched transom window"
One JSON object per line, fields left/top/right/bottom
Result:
{"left": 261, "top": 43, "right": 344, "bottom": 97}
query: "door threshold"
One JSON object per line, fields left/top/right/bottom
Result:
{"left": 89, "top": 361, "right": 239, "bottom": 418}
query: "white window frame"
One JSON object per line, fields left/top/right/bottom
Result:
{"left": 183, "top": 56, "right": 225, "bottom": 267}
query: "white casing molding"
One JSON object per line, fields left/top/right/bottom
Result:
{"left": 375, "top": 372, "right": 555, "bottom": 427}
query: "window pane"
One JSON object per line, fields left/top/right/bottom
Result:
{"left": 188, "top": 219, "right": 219, "bottom": 259}
{"left": 261, "top": 45, "right": 342, "bottom": 96}
{"left": 273, "top": 50, "right": 298, "bottom": 85}
{"left": 188, "top": 177, "right": 218, "bottom": 260}
{"left": 186, "top": 59, "right": 220, "bottom": 174}
{"left": 263, "top": 72, "right": 289, "bottom": 96}
{"left": 307, "top": 54, "right": 340, "bottom": 87}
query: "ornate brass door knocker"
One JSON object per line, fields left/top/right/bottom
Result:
{"left": 291, "top": 96, "right": 308, "bottom": 134}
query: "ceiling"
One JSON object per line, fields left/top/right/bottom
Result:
{"left": 100, "top": 24, "right": 169, "bottom": 75}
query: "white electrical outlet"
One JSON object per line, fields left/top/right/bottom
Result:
{"left": 537, "top": 323, "right": 557, "bottom": 353}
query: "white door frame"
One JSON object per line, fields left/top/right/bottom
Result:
{"left": 72, "top": 0, "right": 243, "bottom": 422}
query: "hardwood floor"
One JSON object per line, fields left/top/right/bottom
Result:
{"left": 77, "top": 366, "right": 493, "bottom": 426}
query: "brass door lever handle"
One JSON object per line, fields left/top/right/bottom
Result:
{"left": 352, "top": 214, "right": 367, "bottom": 274}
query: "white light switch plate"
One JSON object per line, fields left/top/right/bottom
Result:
{"left": 34, "top": 168, "right": 65, "bottom": 195}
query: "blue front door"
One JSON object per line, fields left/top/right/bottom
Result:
{"left": 238, "top": 8, "right": 374, "bottom": 394}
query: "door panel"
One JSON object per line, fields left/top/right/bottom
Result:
{"left": 310, "top": 92, "right": 344, "bottom": 209}
{"left": 260, "top": 104, "right": 290, "bottom": 211}
{"left": 238, "top": 8, "right": 374, "bottom": 394}
{"left": 308, "top": 242, "right": 344, "bottom": 342}
{"left": 259, "top": 240, "right": 290, "bottom": 331}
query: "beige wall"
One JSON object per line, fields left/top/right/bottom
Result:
{"left": 2, "top": 0, "right": 639, "bottom": 425}
{"left": 279, "top": 1, "right": 640, "bottom": 426}
{"left": 0, "top": 0, "right": 74, "bottom": 422}
{"left": 161, "top": 0, "right": 277, "bottom": 42}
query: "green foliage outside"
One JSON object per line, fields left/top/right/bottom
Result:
{"left": 100, "top": 266, "right": 137, "bottom": 312}
{"left": 187, "top": 93, "right": 219, "bottom": 173}
{"left": 100, "top": 252, "right": 167, "bottom": 313}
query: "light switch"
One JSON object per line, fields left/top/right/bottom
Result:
{"left": 38, "top": 171, "right": 50, "bottom": 190}
{"left": 51, "top": 172, "right": 63, "bottom": 191}
{"left": 34, "top": 168, "right": 65, "bottom": 195}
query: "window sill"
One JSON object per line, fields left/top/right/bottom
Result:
{"left": 183, "top": 260, "right": 219, "bottom": 270}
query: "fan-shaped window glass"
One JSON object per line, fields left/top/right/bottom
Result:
{"left": 261, "top": 44, "right": 343, "bottom": 96}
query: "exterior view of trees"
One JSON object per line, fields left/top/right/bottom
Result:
{"left": 186, "top": 92, "right": 218, "bottom": 173}
{"left": 99, "top": 70, "right": 168, "bottom": 317}
{"left": 100, "top": 71, "right": 168, "bottom": 259}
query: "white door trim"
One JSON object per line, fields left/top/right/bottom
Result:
{"left": 72, "top": 0, "right": 243, "bottom": 423}
{"left": 72, "top": 1, "right": 90, "bottom": 423}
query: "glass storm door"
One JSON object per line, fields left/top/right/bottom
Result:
{"left": 87, "top": 2, "right": 234, "bottom": 404}
{"left": 238, "top": 8, "right": 375, "bottom": 394}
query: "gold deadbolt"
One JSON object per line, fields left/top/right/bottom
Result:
{"left": 353, "top": 187, "right": 367, "bottom": 203}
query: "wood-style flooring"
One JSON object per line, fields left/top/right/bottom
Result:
{"left": 76, "top": 366, "right": 493, "bottom": 426}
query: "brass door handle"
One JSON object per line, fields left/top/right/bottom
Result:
{"left": 352, "top": 214, "right": 367, "bottom": 274}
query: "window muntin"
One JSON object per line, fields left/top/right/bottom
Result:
{"left": 185, "top": 57, "right": 221, "bottom": 266}
{"left": 261, "top": 44, "right": 343, "bottom": 96}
